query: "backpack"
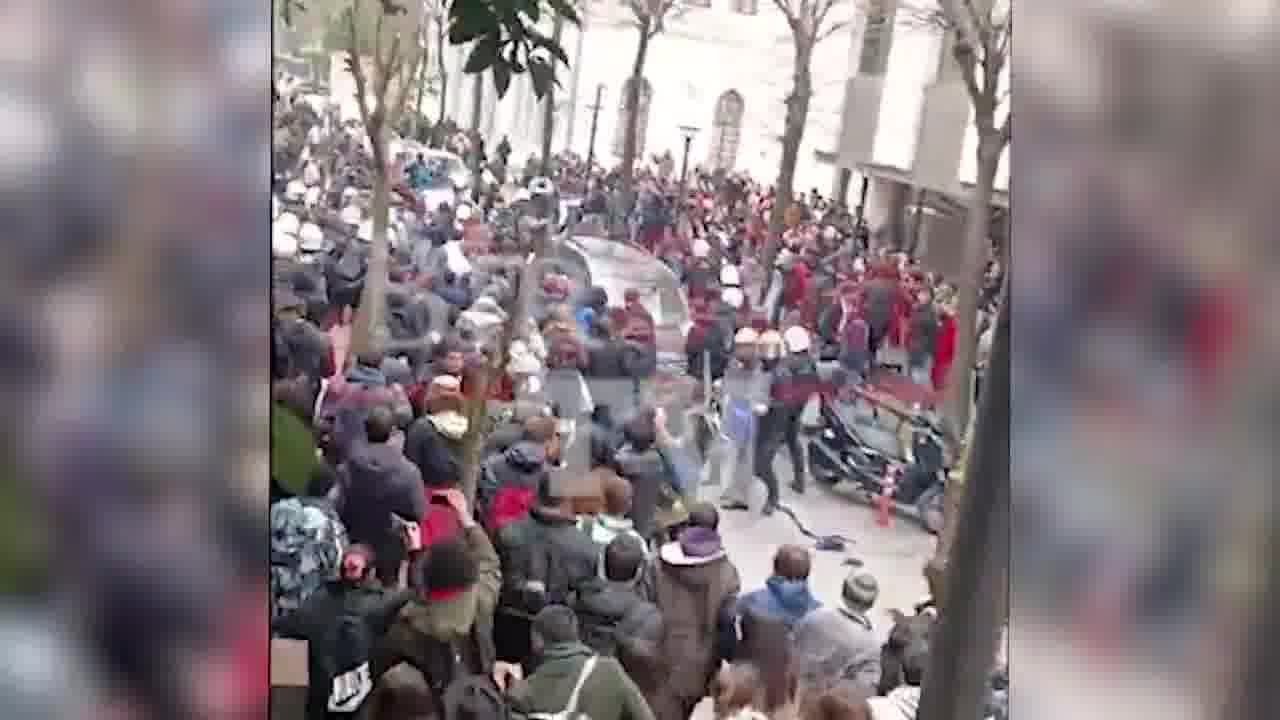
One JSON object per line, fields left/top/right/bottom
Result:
{"left": 414, "top": 634, "right": 512, "bottom": 720}
{"left": 270, "top": 498, "right": 346, "bottom": 622}
{"left": 527, "top": 656, "right": 598, "bottom": 720}
{"left": 323, "top": 610, "right": 376, "bottom": 713}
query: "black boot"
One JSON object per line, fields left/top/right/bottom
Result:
{"left": 761, "top": 500, "right": 778, "bottom": 516}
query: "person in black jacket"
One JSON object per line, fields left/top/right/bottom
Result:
{"left": 573, "top": 535, "right": 663, "bottom": 659}
{"left": 754, "top": 327, "right": 819, "bottom": 515}
{"left": 272, "top": 543, "right": 418, "bottom": 720}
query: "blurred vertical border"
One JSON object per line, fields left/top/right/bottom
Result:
{"left": 0, "top": 0, "right": 270, "bottom": 718}
{"left": 1013, "top": 2, "right": 1280, "bottom": 719}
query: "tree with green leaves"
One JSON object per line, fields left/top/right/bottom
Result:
{"left": 617, "top": 0, "right": 684, "bottom": 206}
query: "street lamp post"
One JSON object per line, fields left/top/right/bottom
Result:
{"left": 585, "top": 84, "right": 604, "bottom": 173}
{"left": 677, "top": 124, "right": 700, "bottom": 214}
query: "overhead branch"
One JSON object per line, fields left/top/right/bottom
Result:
{"left": 998, "top": 113, "right": 1011, "bottom": 147}
{"left": 346, "top": 4, "right": 374, "bottom": 133}
{"left": 816, "top": 18, "right": 849, "bottom": 44}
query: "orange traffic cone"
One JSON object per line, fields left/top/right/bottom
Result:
{"left": 876, "top": 475, "right": 895, "bottom": 527}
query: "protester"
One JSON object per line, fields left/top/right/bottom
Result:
{"left": 578, "top": 468, "right": 648, "bottom": 550}
{"left": 270, "top": 465, "right": 349, "bottom": 622}
{"left": 792, "top": 568, "right": 882, "bottom": 698}
{"left": 753, "top": 327, "right": 818, "bottom": 513}
{"left": 573, "top": 535, "right": 663, "bottom": 659}
{"left": 496, "top": 605, "right": 656, "bottom": 720}
{"left": 404, "top": 375, "right": 468, "bottom": 483}
{"left": 738, "top": 544, "right": 821, "bottom": 630}
{"left": 478, "top": 414, "right": 559, "bottom": 529}
{"left": 716, "top": 328, "right": 769, "bottom": 508}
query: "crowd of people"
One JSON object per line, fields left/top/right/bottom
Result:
{"left": 271, "top": 77, "right": 1007, "bottom": 720}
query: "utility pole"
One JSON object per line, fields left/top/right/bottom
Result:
{"left": 585, "top": 84, "right": 604, "bottom": 173}
{"left": 676, "top": 124, "right": 700, "bottom": 220}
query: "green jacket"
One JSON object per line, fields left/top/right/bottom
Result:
{"left": 511, "top": 642, "right": 654, "bottom": 720}
{"left": 377, "top": 526, "right": 502, "bottom": 676}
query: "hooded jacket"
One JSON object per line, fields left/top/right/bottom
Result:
{"left": 574, "top": 577, "right": 664, "bottom": 657}
{"left": 613, "top": 445, "right": 674, "bottom": 539}
{"left": 508, "top": 642, "right": 655, "bottom": 720}
{"left": 644, "top": 539, "right": 740, "bottom": 718}
{"left": 494, "top": 506, "right": 599, "bottom": 613}
{"left": 337, "top": 442, "right": 425, "bottom": 550}
{"left": 404, "top": 411, "right": 469, "bottom": 485}
{"left": 791, "top": 606, "right": 881, "bottom": 697}
{"left": 477, "top": 441, "right": 547, "bottom": 513}
{"left": 867, "top": 685, "right": 921, "bottom": 720}
{"left": 737, "top": 575, "right": 821, "bottom": 630}
{"left": 376, "top": 526, "right": 502, "bottom": 680}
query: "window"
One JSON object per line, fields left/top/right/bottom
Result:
{"left": 612, "top": 77, "right": 653, "bottom": 158}
{"left": 707, "top": 90, "right": 745, "bottom": 171}
{"left": 857, "top": 0, "right": 894, "bottom": 76}
{"left": 732, "top": 0, "right": 758, "bottom": 13}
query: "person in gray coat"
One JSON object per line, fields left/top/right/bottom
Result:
{"left": 791, "top": 567, "right": 882, "bottom": 698}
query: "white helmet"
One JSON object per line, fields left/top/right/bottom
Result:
{"left": 721, "top": 287, "right": 745, "bottom": 309}
{"left": 852, "top": 257, "right": 866, "bottom": 273}
{"left": 340, "top": 204, "right": 362, "bottom": 226}
{"left": 822, "top": 226, "right": 838, "bottom": 240}
{"left": 298, "top": 223, "right": 325, "bottom": 251}
{"left": 272, "top": 228, "right": 299, "bottom": 259}
{"left": 733, "top": 327, "right": 760, "bottom": 345}
{"left": 759, "top": 330, "right": 784, "bottom": 358}
{"left": 720, "top": 264, "right": 741, "bottom": 287}
{"left": 783, "top": 326, "right": 811, "bottom": 353}
{"left": 275, "top": 212, "right": 301, "bottom": 237}
{"left": 284, "top": 180, "right": 306, "bottom": 201}
{"left": 515, "top": 188, "right": 532, "bottom": 203}
{"left": 302, "top": 162, "right": 321, "bottom": 187}
{"left": 304, "top": 186, "right": 322, "bottom": 208}
{"left": 357, "top": 219, "right": 373, "bottom": 242}
{"left": 341, "top": 187, "right": 359, "bottom": 203}
{"left": 692, "top": 238, "right": 711, "bottom": 259}
{"left": 455, "top": 204, "right": 474, "bottom": 222}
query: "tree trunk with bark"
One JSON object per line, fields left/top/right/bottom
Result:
{"left": 619, "top": 21, "right": 652, "bottom": 208}
{"left": 541, "top": 16, "right": 566, "bottom": 174}
{"left": 932, "top": 128, "right": 1003, "bottom": 580}
{"left": 350, "top": 145, "right": 392, "bottom": 356}
{"left": 433, "top": 15, "right": 448, "bottom": 147}
{"left": 760, "top": 39, "right": 812, "bottom": 297}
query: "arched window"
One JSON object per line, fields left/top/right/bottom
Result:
{"left": 707, "top": 90, "right": 745, "bottom": 171}
{"left": 612, "top": 77, "right": 652, "bottom": 158}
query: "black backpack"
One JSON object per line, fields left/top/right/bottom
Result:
{"left": 417, "top": 635, "right": 512, "bottom": 720}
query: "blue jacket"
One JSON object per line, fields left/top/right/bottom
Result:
{"left": 738, "top": 575, "right": 821, "bottom": 629}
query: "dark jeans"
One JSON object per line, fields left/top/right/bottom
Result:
{"left": 754, "top": 409, "right": 807, "bottom": 503}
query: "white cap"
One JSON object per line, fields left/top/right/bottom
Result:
{"left": 275, "top": 212, "right": 301, "bottom": 237}
{"left": 272, "top": 228, "right": 299, "bottom": 259}
{"left": 720, "top": 264, "right": 741, "bottom": 287}
{"left": 783, "top": 326, "right": 811, "bottom": 353}
{"left": 340, "top": 204, "right": 362, "bottom": 226}
{"left": 692, "top": 238, "right": 711, "bottom": 259}
{"left": 722, "top": 287, "right": 745, "bottom": 309}
{"left": 357, "top": 219, "right": 373, "bottom": 242}
{"left": 734, "top": 327, "right": 760, "bottom": 345}
{"left": 304, "top": 186, "right": 322, "bottom": 208}
{"left": 455, "top": 204, "right": 474, "bottom": 222}
{"left": 284, "top": 180, "right": 306, "bottom": 201}
{"left": 298, "top": 222, "right": 325, "bottom": 251}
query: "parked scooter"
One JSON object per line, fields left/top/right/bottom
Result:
{"left": 806, "top": 391, "right": 947, "bottom": 533}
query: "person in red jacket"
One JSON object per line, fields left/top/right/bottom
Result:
{"left": 931, "top": 302, "right": 958, "bottom": 392}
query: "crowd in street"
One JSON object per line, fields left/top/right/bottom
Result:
{"left": 271, "top": 79, "right": 1007, "bottom": 720}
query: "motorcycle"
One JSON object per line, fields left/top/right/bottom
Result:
{"left": 806, "top": 392, "right": 947, "bottom": 533}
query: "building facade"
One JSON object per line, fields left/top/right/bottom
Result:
{"left": 438, "top": 0, "right": 856, "bottom": 193}
{"left": 835, "top": 0, "right": 1009, "bottom": 273}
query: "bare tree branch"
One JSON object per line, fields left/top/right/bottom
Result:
{"left": 813, "top": 0, "right": 841, "bottom": 35}
{"left": 390, "top": 47, "right": 425, "bottom": 128}
{"left": 998, "top": 113, "right": 1010, "bottom": 147}
{"left": 346, "top": 4, "right": 374, "bottom": 134}
{"left": 815, "top": 18, "right": 849, "bottom": 43}
{"left": 771, "top": 0, "right": 801, "bottom": 27}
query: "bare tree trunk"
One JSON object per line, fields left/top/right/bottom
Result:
{"left": 619, "top": 21, "right": 652, "bottom": 208}
{"left": 932, "top": 130, "right": 1003, "bottom": 573}
{"left": 470, "top": 73, "right": 484, "bottom": 135}
{"left": 433, "top": 14, "right": 448, "bottom": 147}
{"left": 541, "top": 16, "right": 566, "bottom": 174}
{"left": 458, "top": 233, "right": 547, "bottom": 504}
{"left": 761, "top": 39, "right": 812, "bottom": 296}
{"left": 350, "top": 153, "right": 391, "bottom": 356}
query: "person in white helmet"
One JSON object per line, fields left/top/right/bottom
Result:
{"left": 714, "top": 327, "right": 772, "bottom": 509}
{"left": 750, "top": 325, "right": 819, "bottom": 513}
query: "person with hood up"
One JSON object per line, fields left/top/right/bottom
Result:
{"left": 643, "top": 525, "right": 741, "bottom": 720}
{"left": 317, "top": 350, "right": 397, "bottom": 464}
{"left": 377, "top": 490, "right": 502, "bottom": 689}
{"left": 493, "top": 471, "right": 601, "bottom": 668}
{"left": 792, "top": 568, "right": 882, "bottom": 698}
{"left": 272, "top": 540, "right": 418, "bottom": 720}
{"left": 477, "top": 415, "right": 560, "bottom": 529}
{"left": 576, "top": 285, "right": 610, "bottom": 340}
{"left": 404, "top": 376, "right": 468, "bottom": 484}
{"left": 572, "top": 534, "right": 663, "bottom": 658}
{"left": 334, "top": 408, "right": 426, "bottom": 586}
{"left": 737, "top": 545, "right": 821, "bottom": 630}
{"left": 495, "top": 605, "right": 656, "bottom": 720}
{"left": 578, "top": 468, "right": 648, "bottom": 550}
